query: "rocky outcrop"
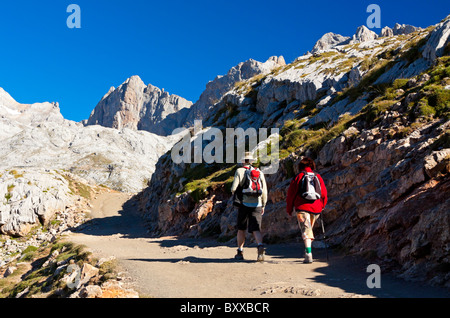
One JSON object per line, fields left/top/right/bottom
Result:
{"left": 311, "top": 32, "right": 350, "bottom": 53}
{"left": 392, "top": 23, "right": 422, "bottom": 35}
{"left": 422, "top": 16, "right": 450, "bottom": 61}
{"left": 1, "top": 240, "right": 139, "bottom": 298}
{"left": 350, "top": 25, "right": 378, "bottom": 44}
{"left": 86, "top": 75, "right": 193, "bottom": 136}
{"left": 381, "top": 26, "right": 394, "bottom": 38}
{"left": 0, "top": 169, "right": 80, "bottom": 236}
{"left": 0, "top": 85, "right": 184, "bottom": 238}
{"left": 0, "top": 89, "right": 65, "bottom": 141}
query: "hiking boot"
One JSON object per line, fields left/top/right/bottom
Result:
{"left": 257, "top": 245, "right": 265, "bottom": 262}
{"left": 235, "top": 249, "right": 244, "bottom": 261}
{"left": 304, "top": 253, "right": 313, "bottom": 264}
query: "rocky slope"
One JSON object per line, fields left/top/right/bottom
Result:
{"left": 86, "top": 75, "right": 193, "bottom": 136}
{"left": 184, "top": 56, "right": 286, "bottom": 127}
{"left": 137, "top": 15, "right": 450, "bottom": 287}
{"left": 0, "top": 88, "right": 182, "bottom": 237}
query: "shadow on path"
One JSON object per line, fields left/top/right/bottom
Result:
{"left": 72, "top": 194, "right": 149, "bottom": 239}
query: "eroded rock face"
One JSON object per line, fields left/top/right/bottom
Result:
{"left": 392, "top": 23, "right": 422, "bottom": 35}
{"left": 422, "top": 16, "right": 450, "bottom": 61}
{"left": 0, "top": 169, "right": 84, "bottom": 236}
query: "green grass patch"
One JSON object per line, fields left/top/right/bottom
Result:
{"left": 363, "top": 99, "right": 398, "bottom": 123}
{"left": 280, "top": 114, "right": 358, "bottom": 158}
{"left": 181, "top": 164, "right": 237, "bottom": 202}
{"left": 2, "top": 239, "right": 95, "bottom": 298}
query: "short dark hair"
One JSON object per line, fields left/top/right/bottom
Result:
{"left": 298, "top": 157, "right": 316, "bottom": 171}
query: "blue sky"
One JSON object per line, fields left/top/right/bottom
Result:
{"left": 0, "top": 0, "right": 449, "bottom": 122}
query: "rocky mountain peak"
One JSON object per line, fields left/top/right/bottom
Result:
{"left": 86, "top": 76, "right": 193, "bottom": 136}
{"left": 381, "top": 23, "right": 422, "bottom": 37}
{"left": 267, "top": 55, "right": 286, "bottom": 66}
{"left": 393, "top": 23, "right": 422, "bottom": 35}
{"left": 311, "top": 32, "right": 350, "bottom": 53}
{"left": 350, "top": 25, "right": 378, "bottom": 44}
{"left": 0, "top": 87, "right": 18, "bottom": 108}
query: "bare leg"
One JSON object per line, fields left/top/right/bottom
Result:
{"left": 252, "top": 231, "right": 263, "bottom": 245}
{"left": 237, "top": 230, "right": 246, "bottom": 250}
{"left": 297, "top": 213, "right": 314, "bottom": 263}
{"left": 253, "top": 231, "right": 265, "bottom": 262}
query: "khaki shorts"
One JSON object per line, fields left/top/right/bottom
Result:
{"left": 297, "top": 211, "right": 319, "bottom": 240}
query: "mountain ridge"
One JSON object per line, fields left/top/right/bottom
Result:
{"left": 83, "top": 21, "right": 427, "bottom": 136}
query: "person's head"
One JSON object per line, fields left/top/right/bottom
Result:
{"left": 242, "top": 152, "right": 256, "bottom": 165}
{"left": 298, "top": 157, "right": 316, "bottom": 171}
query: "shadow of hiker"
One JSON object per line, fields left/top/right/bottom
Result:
{"left": 151, "top": 236, "right": 233, "bottom": 249}
{"left": 128, "top": 256, "right": 254, "bottom": 264}
{"left": 308, "top": 251, "right": 450, "bottom": 298}
{"left": 256, "top": 241, "right": 450, "bottom": 298}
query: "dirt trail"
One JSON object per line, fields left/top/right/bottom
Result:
{"left": 66, "top": 192, "right": 449, "bottom": 298}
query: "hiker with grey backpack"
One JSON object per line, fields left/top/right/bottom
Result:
{"left": 286, "top": 157, "right": 328, "bottom": 263}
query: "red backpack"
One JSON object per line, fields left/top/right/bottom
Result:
{"left": 241, "top": 166, "right": 263, "bottom": 197}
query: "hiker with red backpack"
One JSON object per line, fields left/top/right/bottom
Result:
{"left": 231, "top": 152, "right": 268, "bottom": 262}
{"left": 286, "top": 157, "right": 328, "bottom": 263}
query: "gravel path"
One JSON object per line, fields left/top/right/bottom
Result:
{"left": 66, "top": 192, "right": 449, "bottom": 298}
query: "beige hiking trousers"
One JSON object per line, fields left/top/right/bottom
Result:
{"left": 297, "top": 211, "right": 319, "bottom": 240}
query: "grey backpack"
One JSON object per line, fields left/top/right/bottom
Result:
{"left": 299, "top": 171, "right": 321, "bottom": 202}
